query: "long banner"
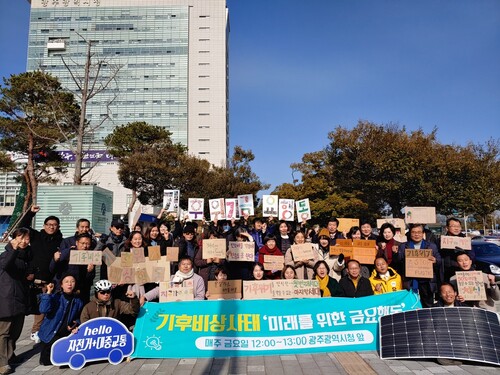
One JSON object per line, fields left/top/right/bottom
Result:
{"left": 132, "top": 290, "right": 421, "bottom": 358}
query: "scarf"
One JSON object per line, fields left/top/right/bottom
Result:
{"left": 316, "top": 275, "right": 331, "bottom": 297}
{"left": 172, "top": 269, "right": 194, "bottom": 284}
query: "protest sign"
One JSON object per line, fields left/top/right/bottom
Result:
{"left": 107, "top": 265, "right": 122, "bottom": 284}
{"left": 455, "top": 271, "right": 487, "bottom": 301}
{"left": 121, "top": 267, "right": 135, "bottom": 284}
{"left": 295, "top": 198, "right": 311, "bottom": 221}
{"left": 227, "top": 242, "right": 255, "bottom": 262}
{"left": 69, "top": 250, "right": 102, "bottom": 265}
{"left": 188, "top": 198, "right": 204, "bottom": 220}
{"left": 279, "top": 199, "right": 295, "bottom": 221}
{"left": 202, "top": 239, "right": 227, "bottom": 259}
{"left": 352, "top": 240, "right": 376, "bottom": 248}
{"left": 440, "top": 236, "right": 472, "bottom": 250}
{"left": 166, "top": 247, "right": 179, "bottom": 262}
{"left": 243, "top": 280, "right": 274, "bottom": 299}
{"left": 404, "top": 207, "right": 436, "bottom": 224}
{"left": 102, "top": 248, "right": 116, "bottom": 267}
{"left": 330, "top": 246, "right": 353, "bottom": 257}
{"left": 262, "top": 195, "right": 278, "bottom": 217}
{"left": 272, "top": 280, "right": 294, "bottom": 299}
{"left": 120, "top": 252, "right": 133, "bottom": 267}
{"left": 207, "top": 280, "right": 242, "bottom": 300}
{"left": 209, "top": 198, "right": 226, "bottom": 221}
{"left": 135, "top": 267, "right": 150, "bottom": 285}
{"left": 405, "top": 249, "right": 433, "bottom": 278}
{"left": 225, "top": 198, "right": 240, "bottom": 219}
{"left": 131, "top": 247, "right": 146, "bottom": 263}
{"left": 352, "top": 247, "right": 376, "bottom": 264}
{"left": 148, "top": 246, "right": 161, "bottom": 261}
{"left": 159, "top": 282, "right": 194, "bottom": 302}
{"left": 292, "top": 280, "right": 321, "bottom": 298}
{"left": 263, "top": 255, "right": 285, "bottom": 270}
{"left": 338, "top": 218, "right": 359, "bottom": 234}
{"left": 291, "top": 243, "right": 315, "bottom": 260}
{"left": 238, "top": 194, "right": 254, "bottom": 216}
{"left": 163, "top": 189, "right": 180, "bottom": 213}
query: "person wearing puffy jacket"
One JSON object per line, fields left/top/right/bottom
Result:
{"left": 369, "top": 256, "right": 403, "bottom": 294}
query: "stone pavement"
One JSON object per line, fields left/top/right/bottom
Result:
{"left": 10, "top": 316, "right": 500, "bottom": 375}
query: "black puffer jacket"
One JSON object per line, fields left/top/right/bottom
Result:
{"left": 0, "top": 243, "right": 30, "bottom": 318}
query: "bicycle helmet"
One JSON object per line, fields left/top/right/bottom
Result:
{"left": 94, "top": 279, "right": 113, "bottom": 292}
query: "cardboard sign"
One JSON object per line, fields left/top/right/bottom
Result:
{"left": 151, "top": 266, "right": 166, "bottom": 282}
{"left": 338, "top": 218, "right": 359, "bottom": 234}
{"left": 263, "top": 255, "right": 285, "bottom": 270}
{"left": 243, "top": 280, "right": 274, "bottom": 300}
{"left": 278, "top": 199, "right": 295, "bottom": 221}
{"left": 163, "top": 189, "right": 180, "bottom": 213}
{"left": 377, "top": 218, "right": 406, "bottom": 231}
{"left": 293, "top": 279, "right": 321, "bottom": 299}
{"left": 224, "top": 198, "right": 239, "bottom": 219}
{"left": 290, "top": 243, "right": 315, "bottom": 260}
{"left": 336, "top": 239, "right": 353, "bottom": 247}
{"left": 148, "top": 246, "right": 161, "bottom": 261}
{"left": 69, "top": 250, "right": 102, "bottom": 265}
{"left": 440, "top": 236, "right": 472, "bottom": 250}
{"left": 131, "top": 247, "right": 146, "bottom": 263}
{"left": 295, "top": 198, "right": 311, "bottom": 222}
{"left": 352, "top": 247, "right": 376, "bottom": 264}
{"left": 102, "top": 248, "right": 116, "bottom": 267}
{"left": 120, "top": 267, "right": 136, "bottom": 284}
{"left": 455, "top": 271, "right": 487, "bottom": 301}
{"left": 202, "top": 239, "right": 227, "bottom": 259}
{"left": 107, "top": 265, "right": 123, "bottom": 284}
{"left": 120, "top": 252, "right": 133, "bottom": 268}
{"left": 135, "top": 267, "right": 150, "bottom": 285}
{"left": 330, "top": 246, "right": 353, "bottom": 258}
{"left": 262, "top": 195, "right": 278, "bottom": 217}
{"left": 404, "top": 206, "right": 436, "bottom": 224}
{"left": 238, "top": 194, "right": 254, "bottom": 216}
{"left": 188, "top": 198, "right": 204, "bottom": 220}
{"left": 166, "top": 247, "right": 179, "bottom": 262}
{"left": 209, "top": 198, "right": 226, "bottom": 221}
{"left": 207, "top": 280, "right": 242, "bottom": 300}
{"left": 159, "top": 282, "right": 194, "bottom": 302}
{"left": 405, "top": 249, "right": 434, "bottom": 278}
{"left": 272, "top": 280, "right": 294, "bottom": 299}
{"left": 145, "top": 256, "right": 170, "bottom": 282}
{"left": 352, "top": 240, "right": 376, "bottom": 248}
{"left": 227, "top": 242, "right": 255, "bottom": 262}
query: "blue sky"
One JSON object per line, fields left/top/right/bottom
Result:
{"left": 1, "top": 1, "right": 499, "bottom": 194}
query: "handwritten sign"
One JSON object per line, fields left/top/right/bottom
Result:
{"left": 166, "top": 247, "right": 179, "bottom": 262}
{"left": 440, "top": 236, "right": 472, "bottom": 250}
{"left": 120, "top": 267, "right": 135, "bottom": 284}
{"left": 336, "top": 239, "right": 352, "bottom": 247}
{"left": 148, "top": 246, "right": 161, "bottom": 261}
{"left": 295, "top": 198, "right": 311, "bottom": 221}
{"left": 352, "top": 247, "right": 376, "bottom": 264}
{"left": 243, "top": 280, "right": 273, "bottom": 300}
{"left": 224, "top": 198, "right": 239, "bottom": 219}
{"left": 238, "top": 194, "right": 254, "bottom": 216}
{"left": 102, "top": 248, "right": 116, "bottom": 267}
{"left": 404, "top": 206, "right": 436, "bottom": 224}
{"left": 227, "top": 242, "right": 255, "bottom": 262}
{"left": 405, "top": 249, "right": 433, "bottom": 278}
{"left": 330, "top": 246, "right": 353, "bottom": 258}
{"left": 209, "top": 198, "right": 226, "bottom": 221}
{"left": 352, "top": 240, "right": 376, "bottom": 248}
{"left": 290, "top": 243, "right": 315, "bottom": 260}
{"left": 135, "top": 267, "right": 150, "bottom": 285}
{"left": 151, "top": 267, "right": 166, "bottom": 282}
{"left": 338, "top": 218, "right": 359, "bottom": 234}
{"left": 263, "top": 255, "right": 285, "bottom": 270}
{"left": 202, "top": 239, "right": 227, "bottom": 259}
{"left": 272, "top": 280, "right": 294, "bottom": 299}
{"left": 107, "top": 266, "right": 122, "bottom": 284}
{"left": 207, "top": 280, "right": 242, "bottom": 300}
{"left": 278, "top": 199, "right": 295, "bottom": 221}
{"left": 131, "top": 247, "right": 146, "bottom": 263}
{"left": 188, "top": 198, "right": 204, "bottom": 220}
{"left": 293, "top": 280, "right": 321, "bottom": 298}
{"left": 377, "top": 218, "right": 406, "bottom": 231}
{"left": 262, "top": 195, "right": 278, "bottom": 217}
{"left": 120, "top": 252, "right": 133, "bottom": 267}
{"left": 69, "top": 250, "right": 102, "bottom": 265}
{"left": 159, "top": 282, "right": 194, "bottom": 302}
{"left": 455, "top": 271, "right": 487, "bottom": 301}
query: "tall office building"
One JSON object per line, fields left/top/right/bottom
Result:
{"left": 18, "top": 0, "right": 230, "bottom": 214}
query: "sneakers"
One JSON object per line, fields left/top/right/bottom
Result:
{"left": 0, "top": 365, "right": 12, "bottom": 375}
{"left": 30, "top": 332, "right": 41, "bottom": 344}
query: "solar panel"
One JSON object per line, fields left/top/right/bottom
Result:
{"left": 379, "top": 307, "right": 500, "bottom": 365}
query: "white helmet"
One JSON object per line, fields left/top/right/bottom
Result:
{"left": 94, "top": 279, "right": 113, "bottom": 292}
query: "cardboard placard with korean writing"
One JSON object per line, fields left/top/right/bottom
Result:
{"left": 278, "top": 199, "right": 295, "bottom": 221}
{"left": 263, "top": 255, "right": 285, "bottom": 270}
{"left": 102, "top": 248, "right": 116, "bottom": 267}
{"left": 352, "top": 240, "right": 376, "bottom": 248}
{"left": 209, "top": 198, "right": 225, "bottom": 221}
{"left": 207, "top": 280, "right": 242, "bottom": 300}
{"left": 238, "top": 194, "right": 254, "bottom": 216}
{"left": 120, "top": 252, "right": 133, "bottom": 268}
{"left": 120, "top": 267, "right": 135, "bottom": 284}
{"left": 145, "top": 256, "right": 170, "bottom": 282}
{"left": 405, "top": 249, "right": 433, "bottom": 278}
{"left": 135, "top": 267, "right": 150, "bottom": 285}
{"left": 243, "top": 280, "right": 273, "bottom": 300}
{"left": 352, "top": 247, "right": 376, "bottom": 264}
{"left": 69, "top": 250, "right": 102, "bottom": 265}
{"left": 404, "top": 206, "right": 436, "bottom": 224}
{"left": 338, "top": 218, "right": 359, "bottom": 234}
{"left": 293, "top": 280, "right": 321, "bottom": 298}
{"left": 166, "top": 247, "right": 179, "bottom": 262}
{"left": 440, "top": 236, "right": 472, "bottom": 250}
{"left": 295, "top": 198, "right": 311, "bottom": 222}
{"left": 330, "top": 246, "right": 353, "bottom": 258}
{"left": 377, "top": 218, "right": 406, "bottom": 231}
{"left": 148, "top": 246, "right": 161, "bottom": 261}
{"left": 159, "top": 282, "right": 194, "bottom": 302}
{"left": 262, "top": 195, "right": 278, "bottom": 217}
{"left": 455, "top": 271, "right": 487, "bottom": 301}
{"left": 291, "top": 243, "right": 315, "bottom": 260}
{"left": 272, "top": 280, "right": 294, "bottom": 299}
{"left": 107, "top": 265, "right": 122, "bottom": 284}
{"left": 224, "top": 198, "right": 239, "bottom": 219}
{"left": 202, "top": 239, "right": 227, "bottom": 259}
{"left": 131, "top": 247, "right": 146, "bottom": 263}
{"left": 227, "top": 242, "right": 254, "bottom": 262}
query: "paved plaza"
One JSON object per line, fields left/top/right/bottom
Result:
{"left": 9, "top": 315, "right": 500, "bottom": 375}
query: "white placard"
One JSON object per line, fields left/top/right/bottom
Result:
{"left": 262, "top": 195, "right": 279, "bottom": 217}
{"left": 188, "top": 198, "right": 204, "bottom": 220}
{"left": 238, "top": 194, "right": 254, "bottom": 216}
{"left": 295, "top": 198, "right": 311, "bottom": 222}
{"left": 278, "top": 199, "right": 295, "bottom": 221}
{"left": 225, "top": 198, "right": 240, "bottom": 219}
{"left": 209, "top": 198, "right": 226, "bottom": 221}
{"left": 163, "top": 189, "right": 180, "bottom": 213}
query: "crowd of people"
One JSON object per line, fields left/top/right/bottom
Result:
{"left": 0, "top": 205, "right": 498, "bottom": 371}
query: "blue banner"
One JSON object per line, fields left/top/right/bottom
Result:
{"left": 132, "top": 291, "right": 421, "bottom": 358}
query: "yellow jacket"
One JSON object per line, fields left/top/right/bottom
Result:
{"left": 369, "top": 267, "right": 403, "bottom": 294}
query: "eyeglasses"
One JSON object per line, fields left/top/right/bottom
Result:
{"left": 98, "top": 291, "right": 111, "bottom": 295}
